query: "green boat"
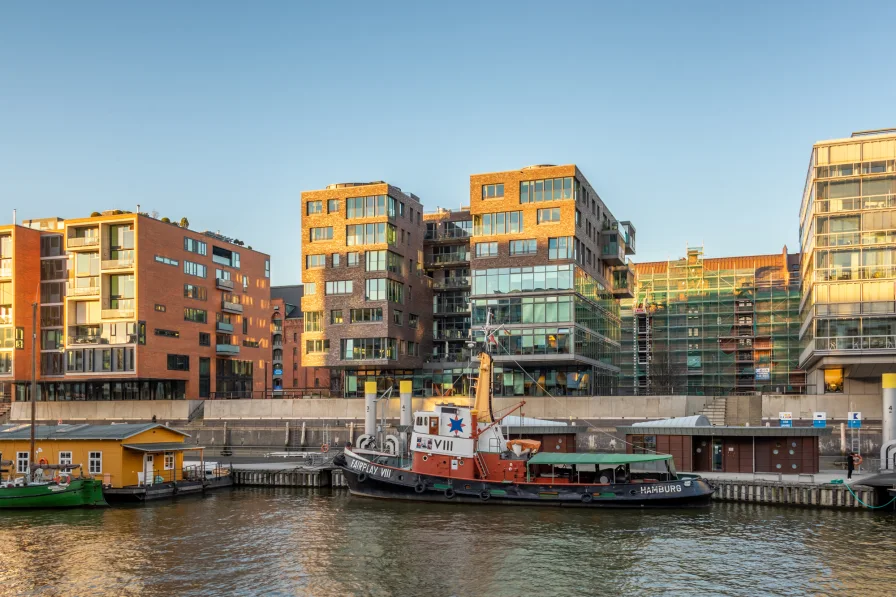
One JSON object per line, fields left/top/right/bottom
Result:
{"left": 0, "top": 462, "right": 107, "bottom": 509}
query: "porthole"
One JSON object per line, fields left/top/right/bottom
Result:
{"left": 776, "top": 464, "right": 782, "bottom": 469}
{"left": 398, "top": 475, "right": 403, "bottom": 481}
{"left": 791, "top": 442, "right": 797, "bottom": 448}
{"left": 696, "top": 448, "right": 702, "bottom": 453}
{"left": 792, "top": 464, "right": 798, "bottom": 469}
{"left": 773, "top": 449, "right": 779, "bottom": 455}
{"left": 422, "top": 455, "right": 428, "bottom": 462}
{"left": 701, "top": 441, "right": 707, "bottom": 447}
{"left": 789, "top": 450, "right": 795, "bottom": 455}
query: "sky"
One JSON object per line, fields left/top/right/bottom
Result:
{"left": 2, "top": 1, "right": 896, "bottom": 285}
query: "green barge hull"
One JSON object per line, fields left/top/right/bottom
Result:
{"left": 0, "top": 478, "right": 107, "bottom": 509}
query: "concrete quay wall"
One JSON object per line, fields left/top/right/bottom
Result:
{"left": 10, "top": 400, "right": 203, "bottom": 423}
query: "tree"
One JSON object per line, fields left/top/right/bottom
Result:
{"left": 648, "top": 347, "right": 685, "bottom": 396}
{"left": 90, "top": 211, "right": 101, "bottom": 217}
{"left": 160, "top": 217, "right": 170, "bottom": 223}
{"left": 180, "top": 217, "right": 189, "bottom": 229}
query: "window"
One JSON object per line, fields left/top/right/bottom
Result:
{"left": 155, "top": 255, "right": 179, "bottom": 266}
{"left": 387, "top": 280, "right": 404, "bottom": 304}
{"left": 351, "top": 308, "right": 383, "bottom": 323}
{"left": 242, "top": 339, "right": 259, "bottom": 348}
{"left": 59, "top": 451, "right": 73, "bottom": 466}
{"left": 824, "top": 368, "right": 844, "bottom": 393}
{"left": 167, "top": 354, "right": 190, "bottom": 371}
{"left": 305, "top": 283, "right": 316, "bottom": 295}
{"left": 184, "top": 238, "right": 207, "bottom": 255}
{"left": 548, "top": 237, "right": 574, "bottom": 260}
{"left": 154, "top": 304, "right": 166, "bottom": 312}
{"left": 482, "top": 183, "right": 504, "bottom": 199}
{"left": 346, "top": 223, "right": 395, "bottom": 246}
{"left": 199, "top": 332, "right": 211, "bottom": 346}
{"left": 408, "top": 313, "right": 419, "bottom": 328}
{"left": 184, "top": 284, "right": 207, "bottom": 301}
{"left": 346, "top": 195, "right": 390, "bottom": 219}
{"left": 520, "top": 177, "right": 574, "bottom": 203}
{"left": 305, "top": 339, "right": 330, "bottom": 353}
{"left": 184, "top": 308, "right": 207, "bottom": 324}
{"left": 366, "top": 279, "right": 385, "bottom": 301}
{"left": 304, "top": 312, "right": 323, "bottom": 332}
{"left": 155, "top": 329, "right": 180, "bottom": 338}
{"left": 473, "top": 211, "right": 523, "bottom": 235}
{"left": 327, "top": 199, "right": 339, "bottom": 213}
{"left": 265, "top": 260, "right": 270, "bottom": 278}
{"left": 184, "top": 261, "right": 207, "bottom": 278}
{"left": 341, "top": 337, "right": 397, "bottom": 360}
{"left": 366, "top": 250, "right": 386, "bottom": 271}
{"left": 332, "top": 253, "right": 341, "bottom": 267}
{"left": 325, "top": 280, "right": 353, "bottom": 295}
{"left": 243, "top": 317, "right": 248, "bottom": 334}
{"left": 164, "top": 452, "right": 175, "bottom": 471}
{"left": 306, "top": 254, "right": 326, "bottom": 269}
{"left": 216, "top": 269, "right": 232, "bottom": 281}
{"left": 537, "top": 208, "right": 561, "bottom": 223}
{"left": 330, "top": 310, "right": 343, "bottom": 324}
{"left": 309, "top": 227, "right": 333, "bottom": 242}
{"left": 510, "top": 240, "right": 537, "bottom": 256}
{"left": 307, "top": 201, "right": 323, "bottom": 215}
{"left": 476, "top": 242, "right": 498, "bottom": 257}
{"left": 393, "top": 310, "right": 402, "bottom": 326}
{"left": 243, "top": 275, "right": 248, "bottom": 290}
{"left": 16, "top": 452, "right": 28, "bottom": 474}
{"left": 88, "top": 451, "right": 102, "bottom": 474}
{"left": 347, "top": 252, "right": 360, "bottom": 267}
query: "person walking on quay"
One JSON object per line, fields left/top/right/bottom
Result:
{"left": 847, "top": 452, "right": 856, "bottom": 480}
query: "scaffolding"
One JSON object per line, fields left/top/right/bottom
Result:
{"left": 620, "top": 247, "right": 806, "bottom": 396}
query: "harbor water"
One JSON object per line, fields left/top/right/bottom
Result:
{"left": 1, "top": 488, "right": 895, "bottom": 596}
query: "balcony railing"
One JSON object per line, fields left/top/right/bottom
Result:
{"left": 273, "top": 340, "right": 283, "bottom": 349}
{"left": 0, "top": 267, "right": 11, "bottom": 279}
{"left": 67, "top": 236, "right": 99, "bottom": 248}
{"left": 434, "top": 304, "right": 470, "bottom": 315}
{"left": 0, "top": 316, "right": 12, "bottom": 326}
{"left": 101, "top": 257, "right": 135, "bottom": 270}
{"left": 222, "top": 300, "right": 243, "bottom": 314}
{"left": 433, "top": 329, "right": 469, "bottom": 340}
{"left": 216, "top": 321, "right": 234, "bottom": 333}
{"left": 427, "top": 253, "right": 470, "bottom": 265}
{"left": 216, "top": 344, "right": 241, "bottom": 355}
{"left": 68, "top": 335, "right": 102, "bottom": 345}
{"left": 216, "top": 278, "right": 235, "bottom": 291}
{"left": 433, "top": 277, "right": 470, "bottom": 289}
{"left": 68, "top": 285, "right": 100, "bottom": 297}
{"left": 816, "top": 335, "right": 896, "bottom": 351}
{"left": 102, "top": 308, "right": 135, "bottom": 319}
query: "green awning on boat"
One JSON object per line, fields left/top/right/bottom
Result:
{"left": 526, "top": 453, "right": 672, "bottom": 466}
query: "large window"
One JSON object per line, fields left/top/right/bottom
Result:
{"left": 510, "top": 239, "right": 537, "bottom": 256}
{"left": 184, "top": 308, "right": 207, "bottom": 324}
{"left": 306, "top": 201, "right": 323, "bottom": 215}
{"left": 183, "top": 238, "right": 207, "bottom": 255}
{"left": 346, "top": 223, "right": 395, "bottom": 246}
{"left": 520, "top": 177, "right": 574, "bottom": 203}
{"left": 346, "top": 195, "right": 395, "bottom": 219}
{"left": 475, "top": 242, "right": 498, "bottom": 258}
{"left": 327, "top": 199, "right": 339, "bottom": 213}
{"left": 309, "top": 227, "right": 333, "bottom": 242}
{"left": 184, "top": 261, "right": 207, "bottom": 278}
{"left": 325, "top": 280, "right": 353, "bottom": 295}
{"left": 305, "top": 339, "right": 330, "bottom": 353}
{"left": 109, "top": 275, "right": 135, "bottom": 310}
{"left": 304, "top": 311, "right": 322, "bottom": 332}
{"left": 537, "top": 208, "right": 561, "bottom": 223}
{"left": 341, "top": 338, "right": 397, "bottom": 360}
{"left": 306, "top": 254, "right": 326, "bottom": 269}
{"left": 482, "top": 183, "right": 504, "bottom": 199}
{"left": 473, "top": 211, "right": 523, "bottom": 235}
{"left": 351, "top": 308, "right": 383, "bottom": 323}
{"left": 16, "top": 452, "right": 29, "bottom": 474}
{"left": 184, "top": 284, "right": 207, "bottom": 301}
{"left": 330, "top": 310, "right": 343, "bottom": 324}
{"left": 548, "top": 237, "right": 574, "bottom": 260}
{"left": 366, "top": 279, "right": 385, "bottom": 301}
{"left": 167, "top": 354, "right": 190, "bottom": 371}
{"left": 365, "top": 250, "right": 403, "bottom": 273}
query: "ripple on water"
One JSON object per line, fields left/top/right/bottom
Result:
{"left": 0, "top": 489, "right": 895, "bottom": 597}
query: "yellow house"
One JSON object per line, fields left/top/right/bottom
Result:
{"left": 0, "top": 423, "right": 203, "bottom": 489}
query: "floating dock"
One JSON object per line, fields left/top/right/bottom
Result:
{"left": 231, "top": 468, "right": 347, "bottom": 488}
{"left": 709, "top": 479, "right": 878, "bottom": 509}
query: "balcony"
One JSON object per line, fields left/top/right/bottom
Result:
{"left": 433, "top": 329, "right": 469, "bottom": 341}
{"left": 427, "top": 252, "right": 470, "bottom": 267}
{"left": 102, "top": 308, "right": 135, "bottom": 319}
{"left": 0, "top": 266, "right": 11, "bottom": 280}
{"left": 216, "top": 321, "right": 234, "bottom": 333}
{"left": 221, "top": 300, "right": 243, "bottom": 314}
{"left": 600, "top": 229, "right": 626, "bottom": 266}
{"left": 216, "top": 344, "right": 241, "bottom": 355}
{"left": 433, "top": 277, "right": 470, "bottom": 290}
{"left": 434, "top": 304, "right": 470, "bottom": 316}
{"left": 620, "top": 221, "right": 636, "bottom": 255}
{"left": 67, "top": 236, "right": 99, "bottom": 250}
{"left": 216, "top": 278, "right": 235, "bottom": 291}
{"left": 610, "top": 264, "right": 635, "bottom": 299}
{"left": 102, "top": 256, "right": 135, "bottom": 270}
{"left": 68, "top": 284, "right": 100, "bottom": 297}
{"left": 68, "top": 334, "right": 101, "bottom": 345}
{"left": 273, "top": 339, "right": 283, "bottom": 349}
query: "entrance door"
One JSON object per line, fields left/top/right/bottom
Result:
{"left": 712, "top": 439, "right": 723, "bottom": 472}
{"left": 144, "top": 454, "right": 154, "bottom": 486}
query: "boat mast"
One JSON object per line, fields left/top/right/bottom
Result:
{"left": 29, "top": 301, "right": 37, "bottom": 483}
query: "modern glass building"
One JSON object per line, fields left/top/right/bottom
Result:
{"left": 620, "top": 248, "right": 804, "bottom": 396}
{"left": 799, "top": 129, "right": 896, "bottom": 395}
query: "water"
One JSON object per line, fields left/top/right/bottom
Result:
{"left": 1, "top": 488, "right": 895, "bottom": 597}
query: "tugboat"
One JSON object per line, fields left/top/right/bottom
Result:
{"left": 335, "top": 314, "right": 714, "bottom": 508}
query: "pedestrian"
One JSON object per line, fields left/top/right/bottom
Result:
{"left": 847, "top": 451, "right": 855, "bottom": 480}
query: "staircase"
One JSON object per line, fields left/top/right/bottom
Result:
{"left": 698, "top": 396, "right": 728, "bottom": 426}
{"left": 187, "top": 400, "right": 205, "bottom": 423}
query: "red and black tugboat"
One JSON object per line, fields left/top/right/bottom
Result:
{"left": 335, "top": 316, "right": 713, "bottom": 508}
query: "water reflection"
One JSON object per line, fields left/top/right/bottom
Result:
{"left": 0, "top": 489, "right": 894, "bottom": 596}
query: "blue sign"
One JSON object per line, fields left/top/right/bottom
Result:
{"left": 848, "top": 411, "right": 862, "bottom": 429}
{"left": 273, "top": 368, "right": 283, "bottom": 376}
{"left": 813, "top": 419, "right": 826, "bottom": 428}
{"left": 780, "top": 420, "right": 793, "bottom": 428}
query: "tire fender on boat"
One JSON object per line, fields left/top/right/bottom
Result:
{"left": 414, "top": 482, "right": 426, "bottom": 493}
{"left": 581, "top": 492, "right": 593, "bottom": 503}
{"left": 479, "top": 490, "right": 490, "bottom": 501}
{"left": 444, "top": 487, "right": 456, "bottom": 499}
{"left": 357, "top": 473, "right": 368, "bottom": 483}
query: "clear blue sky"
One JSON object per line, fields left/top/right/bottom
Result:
{"left": 3, "top": 1, "right": 896, "bottom": 285}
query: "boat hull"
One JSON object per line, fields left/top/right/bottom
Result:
{"left": 336, "top": 452, "right": 713, "bottom": 508}
{"left": 0, "top": 478, "right": 107, "bottom": 509}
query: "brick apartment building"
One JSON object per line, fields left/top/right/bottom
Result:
{"left": 271, "top": 285, "right": 328, "bottom": 393}
{"left": 0, "top": 211, "right": 272, "bottom": 402}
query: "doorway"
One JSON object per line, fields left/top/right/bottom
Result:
{"left": 144, "top": 454, "right": 154, "bottom": 485}
{"left": 712, "top": 439, "right": 723, "bottom": 472}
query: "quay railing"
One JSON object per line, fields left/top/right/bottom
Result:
{"left": 207, "top": 389, "right": 332, "bottom": 400}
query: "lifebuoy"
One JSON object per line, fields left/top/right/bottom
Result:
{"left": 479, "top": 490, "right": 490, "bottom": 501}
{"left": 444, "top": 487, "right": 456, "bottom": 499}
{"left": 52, "top": 476, "right": 61, "bottom": 483}
{"left": 581, "top": 493, "right": 593, "bottom": 504}
{"left": 39, "top": 458, "right": 48, "bottom": 466}
{"left": 357, "top": 473, "right": 368, "bottom": 483}
{"left": 414, "top": 482, "right": 426, "bottom": 493}
{"left": 853, "top": 454, "right": 864, "bottom": 466}
{"left": 321, "top": 444, "right": 329, "bottom": 453}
